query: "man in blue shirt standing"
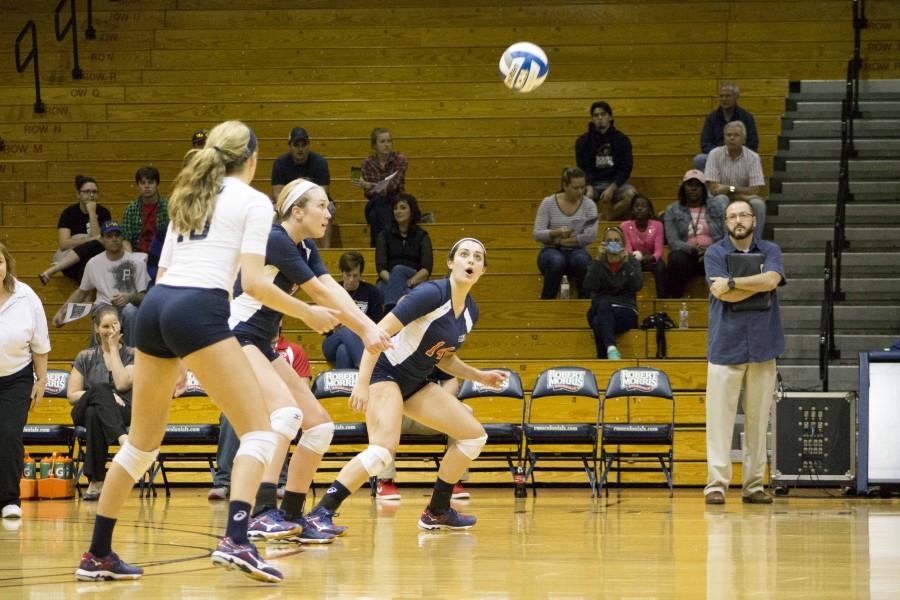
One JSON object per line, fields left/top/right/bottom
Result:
{"left": 703, "top": 198, "right": 785, "bottom": 505}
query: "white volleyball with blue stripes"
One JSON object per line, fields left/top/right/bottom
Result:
{"left": 499, "top": 42, "right": 548, "bottom": 93}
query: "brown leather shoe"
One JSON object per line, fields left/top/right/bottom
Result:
{"left": 742, "top": 490, "right": 774, "bottom": 504}
{"left": 705, "top": 491, "right": 725, "bottom": 505}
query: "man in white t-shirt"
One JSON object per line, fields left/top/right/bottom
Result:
{"left": 52, "top": 220, "right": 150, "bottom": 345}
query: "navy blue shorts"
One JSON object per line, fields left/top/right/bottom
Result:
{"left": 371, "top": 362, "right": 432, "bottom": 400}
{"left": 135, "top": 285, "right": 234, "bottom": 359}
{"left": 235, "top": 329, "right": 278, "bottom": 362}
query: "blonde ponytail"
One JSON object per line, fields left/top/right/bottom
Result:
{"left": 168, "top": 120, "right": 257, "bottom": 235}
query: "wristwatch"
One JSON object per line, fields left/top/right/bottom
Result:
{"left": 727, "top": 276, "right": 736, "bottom": 290}
{"left": 728, "top": 185, "right": 736, "bottom": 194}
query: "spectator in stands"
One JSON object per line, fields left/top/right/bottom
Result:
{"left": 51, "top": 221, "right": 150, "bottom": 346}
{"left": 704, "top": 198, "right": 785, "bottom": 505}
{"left": 583, "top": 226, "right": 643, "bottom": 360}
{"left": 375, "top": 371, "right": 470, "bottom": 501}
{"left": 663, "top": 170, "right": 725, "bottom": 299}
{"left": 121, "top": 166, "right": 169, "bottom": 255}
{"left": 208, "top": 330, "right": 311, "bottom": 500}
{"left": 322, "top": 251, "right": 384, "bottom": 369}
{"left": 376, "top": 194, "right": 433, "bottom": 311}
{"left": 271, "top": 127, "right": 334, "bottom": 247}
{"left": 694, "top": 82, "right": 759, "bottom": 171}
{"left": 620, "top": 195, "right": 667, "bottom": 297}
{"left": 39, "top": 176, "right": 112, "bottom": 285}
{"left": 191, "top": 129, "right": 208, "bottom": 149}
{"left": 705, "top": 121, "right": 768, "bottom": 236}
{"left": 67, "top": 306, "right": 134, "bottom": 501}
{"left": 533, "top": 167, "right": 598, "bottom": 299}
{"left": 0, "top": 242, "right": 50, "bottom": 520}
{"left": 575, "top": 101, "right": 637, "bottom": 220}
{"left": 354, "top": 127, "right": 409, "bottom": 247}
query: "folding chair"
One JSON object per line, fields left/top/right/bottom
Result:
{"left": 457, "top": 369, "right": 525, "bottom": 490}
{"left": 149, "top": 371, "right": 219, "bottom": 497}
{"left": 598, "top": 367, "right": 675, "bottom": 497}
{"left": 24, "top": 369, "right": 76, "bottom": 465}
{"left": 523, "top": 366, "right": 600, "bottom": 496}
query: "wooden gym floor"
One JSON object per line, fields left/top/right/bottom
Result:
{"left": 2, "top": 487, "right": 899, "bottom": 599}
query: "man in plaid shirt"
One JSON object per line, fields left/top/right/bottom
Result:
{"left": 121, "top": 166, "right": 168, "bottom": 254}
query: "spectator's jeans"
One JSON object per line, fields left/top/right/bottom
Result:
{"left": 709, "top": 194, "right": 766, "bottom": 238}
{"left": 377, "top": 265, "right": 418, "bottom": 307}
{"left": 586, "top": 298, "right": 638, "bottom": 357}
{"left": 322, "top": 327, "right": 365, "bottom": 369}
{"left": 665, "top": 249, "right": 706, "bottom": 299}
{"left": 591, "top": 181, "right": 638, "bottom": 220}
{"left": 693, "top": 153, "right": 708, "bottom": 171}
{"left": 365, "top": 195, "right": 393, "bottom": 247}
{"left": 537, "top": 247, "right": 592, "bottom": 299}
{"left": 642, "top": 258, "right": 668, "bottom": 299}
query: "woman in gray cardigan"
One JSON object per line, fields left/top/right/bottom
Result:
{"left": 533, "top": 167, "right": 598, "bottom": 299}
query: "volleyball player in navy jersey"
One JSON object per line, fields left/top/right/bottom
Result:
{"left": 229, "top": 178, "right": 391, "bottom": 543}
{"left": 307, "top": 238, "right": 507, "bottom": 532}
{"left": 75, "top": 121, "right": 340, "bottom": 584}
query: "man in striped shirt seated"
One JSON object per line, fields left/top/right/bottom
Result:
{"left": 704, "top": 121, "right": 767, "bottom": 238}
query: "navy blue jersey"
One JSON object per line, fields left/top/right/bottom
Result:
{"left": 377, "top": 279, "right": 478, "bottom": 381}
{"left": 229, "top": 224, "right": 328, "bottom": 340}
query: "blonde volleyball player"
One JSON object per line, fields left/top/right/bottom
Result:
{"left": 75, "top": 121, "right": 340, "bottom": 584}
{"left": 228, "top": 179, "right": 391, "bottom": 543}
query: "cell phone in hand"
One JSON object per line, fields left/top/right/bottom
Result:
{"left": 350, "top": 166, "right": 362, "bottom": 180}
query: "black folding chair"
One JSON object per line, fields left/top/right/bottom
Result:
{"left": 523, "top": 367, "right": 600, "bottom": 496}
{"left": 457, "top": 369, "right": 525, "bottom": 491}
{"left": 598, "top": 367, "right": 675, "bottom": 497}
{"left": 311, "top": 369, "right": 370, "bottom": 486}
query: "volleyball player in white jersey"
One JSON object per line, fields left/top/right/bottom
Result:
{"left": 229, "top": 179, "right": 391, "bottom": 543}
{"left": 75, "top": 121, "right": 340, "bottom": 584}
{"left": 307, "top": 238, "right": 507, "bottom": 533}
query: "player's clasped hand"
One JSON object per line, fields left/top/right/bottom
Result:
{"left": 362, "top": 325, "right": 392, "bottom": 354}
{"left": 305, "top": 305, "right": 341, "bottom": 334}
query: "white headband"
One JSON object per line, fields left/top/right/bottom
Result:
{"left": 278, "top": 179, "right": 320, "bottom": 217}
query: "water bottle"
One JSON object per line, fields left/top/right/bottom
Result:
{"left": 513, "top": 465, "right": 527, "bottom": 498}
{"left": 679, "top": 302, "right": 689, "bottom": 329}
{"left": 23, "top": 454, "right": 36, "bottom": 479}
{"left": 559, "top": 276, "right": 570, "bottom": 300}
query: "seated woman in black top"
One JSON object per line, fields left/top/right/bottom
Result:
{"left": 583, "top": 226, "right": 644, "bottom": 360}
{"left": 375, "top": 194, "right": 433, "bottom": 310}
{"left": 66, "top": 305, "right": 134, "bottom": 501}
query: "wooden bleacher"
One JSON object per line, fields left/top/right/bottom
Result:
{"left": 5, "top": 0, "right": 897, "bottom": 486}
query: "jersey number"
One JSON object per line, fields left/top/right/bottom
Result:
{"left": 425, "top": 341, "right": 456, "bottom": 361}
{"left": 176, "top": 222, "right": 211, "bottom": 243}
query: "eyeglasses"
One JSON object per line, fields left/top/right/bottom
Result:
{"left": 79, "top": 189, "right": 99, "bottom": 196}
{"left": 726, "top": 212, "right": 754, "bottom": 222}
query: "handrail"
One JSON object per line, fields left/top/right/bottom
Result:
{"left": 85, "top": 0, "right": 97, "bottom": 40}
{"left": 54, "top": 0, "right": 83, "bottom": 79}
{"left": 819, "top": 241, "right": 838, "bottom": 391}
{"left": 14, "top": 20, "right": 45, "bottom": 113}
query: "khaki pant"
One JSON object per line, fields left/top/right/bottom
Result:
{"left": 704, "top": 359, "right": 776, "bottom": 496}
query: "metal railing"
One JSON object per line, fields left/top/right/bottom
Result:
{"left": 54, "top": 0, "right": 83, "bottom": 79}
{"left": 819, "top": 241, "right": 839, "bottom": 391}
{"left": 14, "top": 20, "right": 45, "bottom": 113}
{"left": 821, "top": 0, "right": 867, "bottom": 388}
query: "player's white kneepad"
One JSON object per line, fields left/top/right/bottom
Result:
{"left": 298, "top": 422, "right": 334, "bottom": 455}
{"left": 270, "top": 405, "right": 303, "bottom": 441}
{"left": 235, "top": 430, "right": 280, "bottom": 469}
{"left": 454, "top": 433, "right": 488, "bottom": 460}
{"left": 356, "top": 445, "right": 392, "bottom": 476}
{"left": 112, "top": 441, "right": 159, "bottom": 481}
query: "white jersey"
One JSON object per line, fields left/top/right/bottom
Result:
{"left": 158, "top": 176, "right": 273, "bottom": 291}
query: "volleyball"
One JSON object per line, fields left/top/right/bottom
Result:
{"left": 499, "top": 42, "right": 548, "bottom": 93}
